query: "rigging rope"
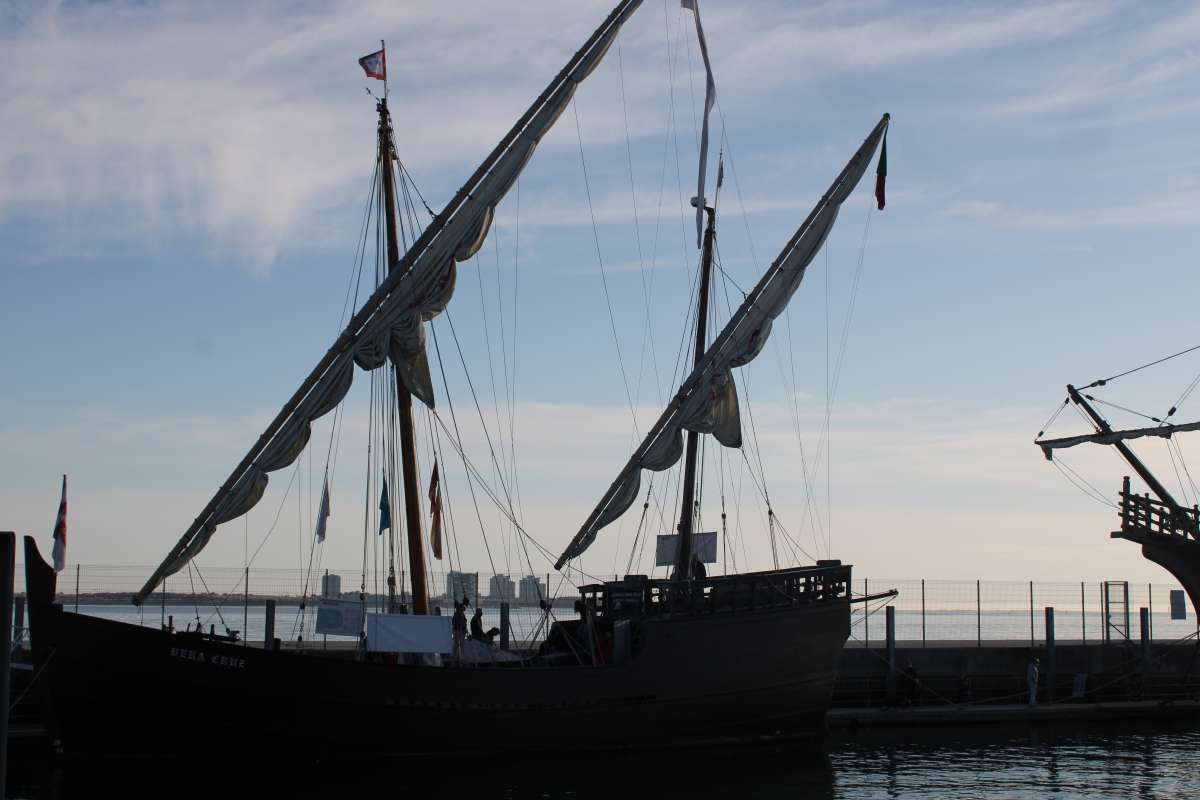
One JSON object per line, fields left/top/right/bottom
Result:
{"left": 428, "top": 320, "right": 502, "bottom": 582}
{"left": 1051, "top": 457, "right": 1117, "bottom": 508}
{"left": 426, "top": 404, "right": 601, "bottom": 584}
{"left": 572, "top": 98, "right": 640, "bottom": 433}
{"left": 1164, "top": 368, "right": 1200, "bottom": 423}
{"left": 1085, "top": 394, "right": 1162, "bottom": 423}
{"left": 1172, "top": 437, "right": 1200, "bottom": 504}
{"left": 1084, "top": 343, "right": 1200, "bottom": 388}
{"left": 1037, "top": 397, "right": 1070, "bottom": 438}
{"left": 1165, "top": 438, "right": 1194, "bottom": 508}
{"left": 713, "top": 108, "right": 828, "bottom": 564}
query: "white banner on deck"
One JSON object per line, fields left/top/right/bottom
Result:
{"left": 366, "top": 613, "right": 453, "bottom": 654}
{"left": 315, "top": 598, "right": 365, "bottom": 637}
{"left": 655, "top": 531, "right": 718, "bottom": 566}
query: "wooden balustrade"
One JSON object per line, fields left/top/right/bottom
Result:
{"left": 1118, "top": 476, "right": 1200, "bottom": 541}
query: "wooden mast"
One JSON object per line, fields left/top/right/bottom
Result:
{"left": 1067, "top": 384, "right": 1182, "bottom": 510}
{"left": 378, "top": 98, "right": 430, "bottom": 614}
{"left": 674, "top": 205, "right": 717, "bottom": 581}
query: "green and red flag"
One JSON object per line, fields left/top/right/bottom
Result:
{"left": 875, "top": 131, "right": 888, "bottom": 210}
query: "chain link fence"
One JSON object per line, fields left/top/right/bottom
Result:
{"left": 13, "top": 564, "right": 1197, "bottom": 647}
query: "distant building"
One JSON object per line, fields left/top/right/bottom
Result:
{"left": 488, "top": 574, "right": 516, "bottom": 602}
{"left": 447, "top": 571, "right": 479, "bottom": 604}
{"left": 518, "top": 575, "right": 546, "bottom": 606}
{"left": 321, "top": 573, "right": 342, "bottom": 598}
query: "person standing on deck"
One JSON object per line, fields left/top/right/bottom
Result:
{"left": 1027, "top": 657, "right": 1040, "bottom": 706}
{"left": 452, "top": 601, "right": 467, "bottom": 661}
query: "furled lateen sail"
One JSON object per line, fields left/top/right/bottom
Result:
{"left": 133, "top": 0, "right": 644, "bottom": 605}
{"left": 556, "top": 113, "right": 889, "bottom": 568}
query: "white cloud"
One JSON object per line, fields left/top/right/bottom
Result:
{"left": 944, "top": 201, "right": 1000, "bottom": 220}
{"left": 0, "top": 0, "right": 667, "bottom": 270}
{"left": 994, "top": 4, "right": 1200, "bottom": 120}
{"left": 713, "top": 1, "right": 1113, "bottom": 91}
{"left": 0, "top": 0, "right": 1133, "bottom": 271}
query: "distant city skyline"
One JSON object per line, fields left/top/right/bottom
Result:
{"left": 4, "top": 1, "right": 1200, "bottom": 587}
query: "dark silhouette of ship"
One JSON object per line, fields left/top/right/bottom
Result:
{"left": 22, "top": 0, "right": 889, "bottom": 757}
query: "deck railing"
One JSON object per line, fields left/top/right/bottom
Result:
{"left": 580, "top": 563, "right": 852, "bottom": 619}
{"left": 1118, "top": 476, "right": 1200, "bottom": 541}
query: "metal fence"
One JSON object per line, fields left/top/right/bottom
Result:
{"left": 12, "top": 564, "right": 1198, "bottom": 647}
{"left": 851, "top": 578, "right": 1195, "bottom": 647}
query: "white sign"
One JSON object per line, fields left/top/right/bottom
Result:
{"left": 366, "top": 613, "right": 453, "bottom": 654}
{"left": 655, "top": 531, "right": 718, "bottom": 567}
{"left": 315, "top": 598, "right": 364, "bottom": 638}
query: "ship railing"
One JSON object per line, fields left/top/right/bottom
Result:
{"left": 580, "top": 564, "right": 851, "bottom": 619}
{"left": 1118, "top": 476, "right": 1200, "bottom": 542}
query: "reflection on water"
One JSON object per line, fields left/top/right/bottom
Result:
{"left": 829, "top": 722, "right": 1197, "bottom": 799}
{"left": 11, "top": 721, "right": 1200, "bottom": 799}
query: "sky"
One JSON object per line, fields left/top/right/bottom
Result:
{"left": 4, "top": 0, "right": 1200, "bottom": 592}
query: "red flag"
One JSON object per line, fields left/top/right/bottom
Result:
{"left": 428, "top": 463, "right": 442, "bottom": 560}
{"left": 52, "top": 474, "right": 67, "bottom": 572}
{"left": 358, "top": 48, "right": 386, "bottom": 81}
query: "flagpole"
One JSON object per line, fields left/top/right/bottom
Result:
{"left": 381, "top": 39, "right": 387, "bottom": 100}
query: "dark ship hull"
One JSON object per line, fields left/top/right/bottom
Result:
{"left": 23, "top": 537, "right": 851, "bottom": 757}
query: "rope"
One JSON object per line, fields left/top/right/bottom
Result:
{"left": 426, "top": 405, "right": 601, "bottom": 584}
{"left": 9, "top": 647, "right": 55, "bottom": 714}
{"left": 1172, "top": 437, "right": 1200, "bottom": 503}
{"left": 1051, "top": 457, "right": 1117, "bottom": 508}
{"left": 1165, "top": 369, "right": 1200, "bottom": 422}
{"left": 1086, "top": 394, "right": 1163, "bottom": 423}
{"left": 1085, "top": 343, "right": 1200, "bottom": 388}
{"left": 1037, "top": 397, "right": 1070, "bottom": 439}
{"left": 429, "top": 319, "right": 502, "bottom": 582}
{"left": 572, "top": 98, "right": 639, "bottom": 432}
{"left": 1165, "top": 438, "right": 1194, "bottom": 508}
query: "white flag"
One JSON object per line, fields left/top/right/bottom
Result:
{"left": 314, "top": 476, "right": 331, "bottom": 543}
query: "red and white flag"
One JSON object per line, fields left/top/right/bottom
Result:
{"left": 51, "top": 474, "right": 67, "bottom": 572}
{"left": 358, "top": 48, "right": 386, "bottom": 81}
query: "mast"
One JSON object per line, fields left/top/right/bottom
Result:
{"left": 131, "top": 0, "right": 644, "bottom": 606}
{"left": 379, "top": 99, "right": 430, "bottom": 614}
{"left": 557, "top": 114, "right": 888, "bottom": 569}
{"left": 675, "top": 206, "right": 716, "bottom": 580}
{"left": 1066, "top": 384, "right": 1181, "bottom": 510}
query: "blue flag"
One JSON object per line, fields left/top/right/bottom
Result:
{"left": 378, "top": 477, "right": 391, "bottom": 535}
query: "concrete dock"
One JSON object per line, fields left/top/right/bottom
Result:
{"left": 829, "top": 699, "right": 1200, "bottom": 729}
{"left": 831, "top": 638, "right": 1200, "bottom": 714}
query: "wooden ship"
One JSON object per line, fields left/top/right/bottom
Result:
{"left": 23, "top": 0, "right": 891, "bottom": 757}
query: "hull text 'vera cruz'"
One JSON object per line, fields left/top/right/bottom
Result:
{"left": 23, "top": 0, "right": 891, "bottom": 756}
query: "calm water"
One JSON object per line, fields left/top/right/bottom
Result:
{"left": 11, "top": 721, "right": 1200, "bottom": 798}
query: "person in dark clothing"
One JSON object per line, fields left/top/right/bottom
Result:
{"left": 692, "top": 555, "right": 707, "bottom": 581}
{"left": 451, "top": 602, "right": 467, "bottom": 660}
{"left": 470, "top": 607, "right": 500, "bottom": 644}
